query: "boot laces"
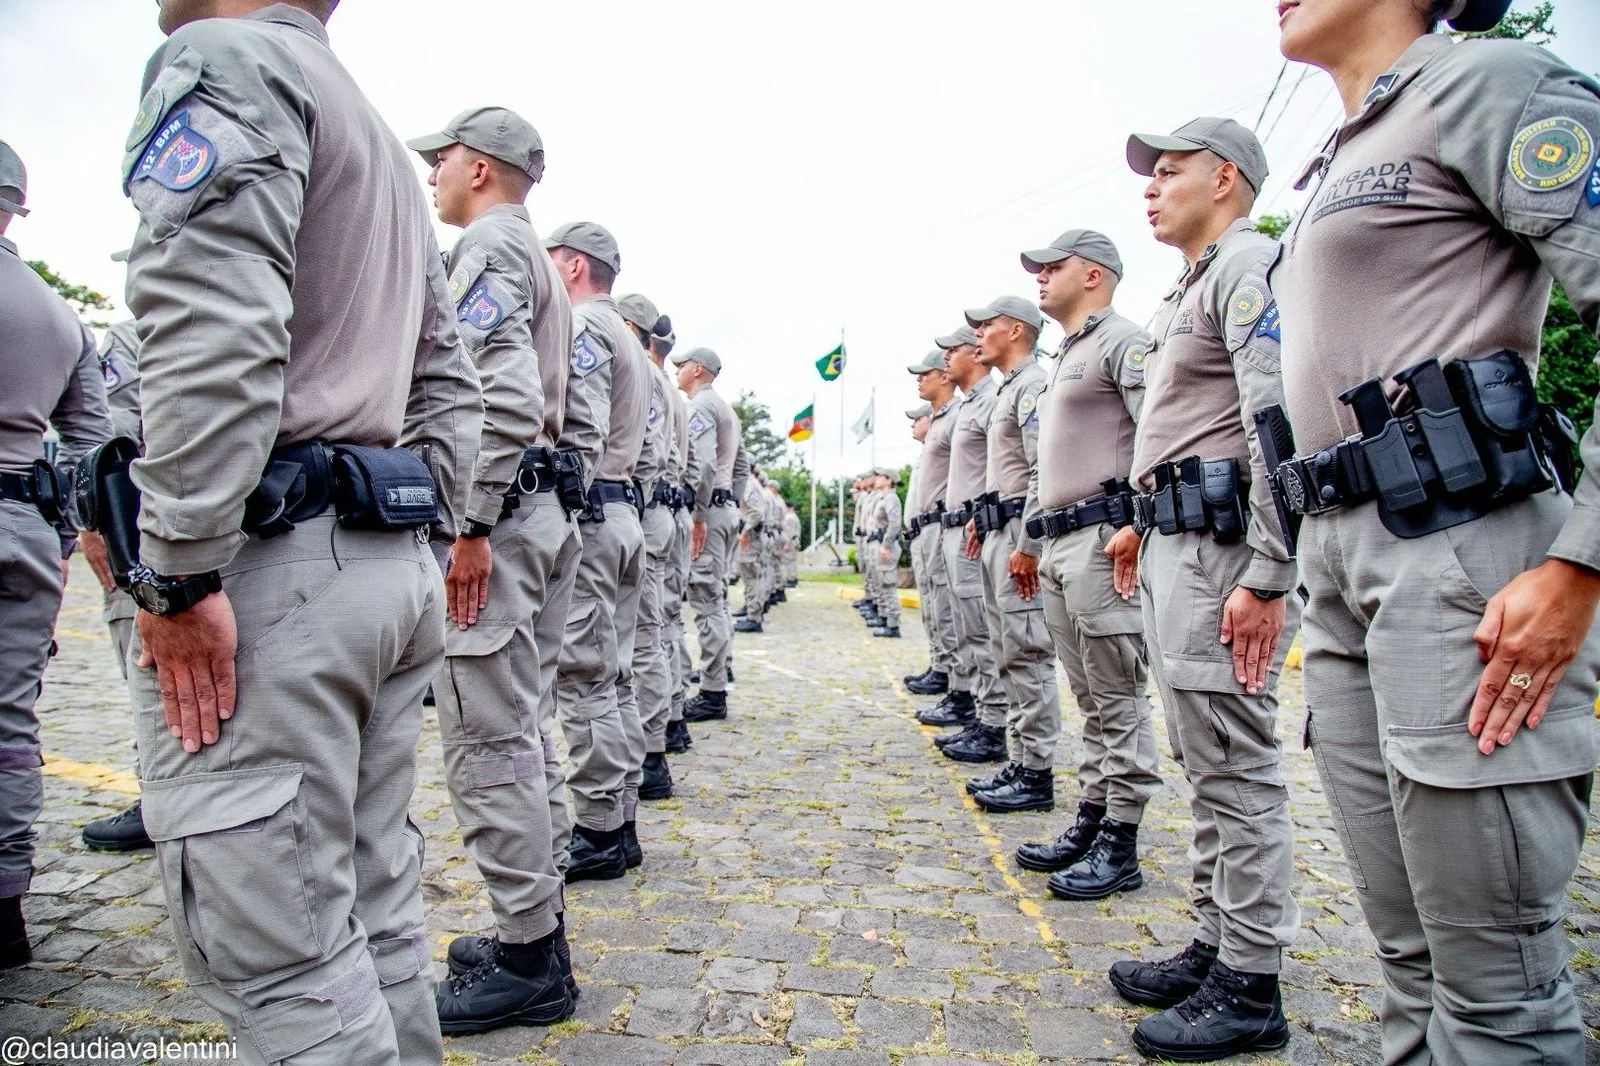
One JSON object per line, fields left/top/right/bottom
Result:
{"left": 1157, "top": 942, "right": 1213, "bottom": 973}
{"left": 449, "top": 951, "right": 504, "bottom": 995}
{"left": 1175, "top": 973, "right": 1239, "bottom": 1024}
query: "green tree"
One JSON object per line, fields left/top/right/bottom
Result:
{"left": 1455, "top": 1, "right": 1554, "bottom": 43}
{"left": 731, "top": 390, "right": 788, "bottom": 469}
{"left": 27, "top": 260, "right": 115, "bottom": 329}
{"left": 1254, "top": 212, "right": 1291, "bottom": 240}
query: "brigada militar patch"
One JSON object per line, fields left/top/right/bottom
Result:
{"left": 1508, "top": 116, "right": 1594, "bottom": 193}
{"left": 1228, "top": 285, "right": 1265, "bottom": 327}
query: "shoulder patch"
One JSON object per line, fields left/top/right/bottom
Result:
{"left": 459, "top": 282, "right": 503, "bottom": 331}
{"left": 127, "top": 86, "right": 165, "bottom": 151}
{"left": 1254, "top": 303, "right": 1282, "bottom": 343}
{"left": 102, "top": 357, "right": 122, "bottom": 391}
{"left": 1227, "top": 285, "right": 1266, "bottom": 327}
{"left": 1126, "top": 342, "right": 1150, "bottom": 370}
{"left": 648, "top": 403, "right": 662, "bottom": 426}
{"left": 1017, "top": 390, "right": 1038, "bottom": 425}
{"left": 131, "top": 111, "right": 216, "bottom": 192}
{"left": 1587, "top": 158, "right": 1600, "bottom": 208}
{"left": 688, "top": 412, "right": 712, "bottom": 436}
{"left": 571, "top": 331, "right": 603, "bottom": 374}
{"left": 448, "top": 266, "right": 473, "bottom": 306}
{"left": 1508, "top": 116, "right": 1594, "bottom": 193}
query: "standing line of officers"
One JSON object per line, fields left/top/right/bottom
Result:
{"left": 1, "top": 0, "right": 1598, "bottom": 1064}
{"left": 843, "top": 0, "right": 1600, "bottom": 1060}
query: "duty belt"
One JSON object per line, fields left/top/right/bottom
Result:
{"left": 243, "top": 440, "right": 439, "bottom": 538}
{"left": 1129, "top": 457, "right": 1246, "bottom": 544}
{"left": 0, "top": 462, "right": 66, "bottom": 525}
{"left": 680, "top": 483, "right": 697, "bottom": 512}
{"left": 1026, "top": 479, "right": 1135, "bottom": 540}
{"left": 940, "top": 506, "right": 971, "bottom": 528}
{"left": 969, "top": 492, "right": 1026, "bottom": 539}
{"left": 579, "top": 478, "right": 640, "bottom": 522}
{"left": 649, "top": 479, "right": 676, "bottom": 509}
{"left": 710, "top": 487, "right": 736, "bottom": 507}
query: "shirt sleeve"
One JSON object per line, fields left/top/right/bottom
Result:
{"left": 686, "top": 399, "right": 716, "bottom": 521}
{"left": 123, "top": 26, "right": 312, "bottom": 575}
{"left": 1018, "top": 379, "right": 1046, "bottom": 557}
{"left": 560, "top": 319, "right": 614, "bottom": 491}
{"left": 1109, "top": 327, "right": 1153, "bottom": 424}
{"left": 1434, "top": 49, "right": 1600, "bottom": 571}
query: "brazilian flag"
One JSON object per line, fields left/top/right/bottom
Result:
{"left": 815, "top": 343, "right": 845, "bottom": 381}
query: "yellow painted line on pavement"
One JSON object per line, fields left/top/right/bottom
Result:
{"left": 41, "top": 753, "right": 140, "bottom": 796}
{"left": 833, "top": 584, "right": 921, "bottom": 610}
{"left": 52, "top": 627, "right": 103, "bottom": 642}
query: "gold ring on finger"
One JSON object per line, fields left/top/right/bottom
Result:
{"left": 1508, "top": 672, "right": 1533, "bottom": 690}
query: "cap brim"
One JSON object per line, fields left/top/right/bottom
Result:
{"left": 963, "top": 308, "right": 1000, "bottom": 329}
{"left": 110, "top": 248, "right": 131, "bottom": 263}
{"left": 1020, "top": 248, "right": 1070, "bottom": 274}
{"left": 0, "top": 193, "right": 29, "bottom": 217}
{"left": 1126, "top": 132, "right": 1206, "bottom": 176}
{"left": 906, "top": 362, "right": 934, "bottom": 374}
{"left": 404, "top": 132, "right": 455, "bottom": 165}
{"left": 933, "top": 334, "right": 963, "bottom": 350}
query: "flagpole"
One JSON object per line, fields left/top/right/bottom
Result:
{"left": 868, "top": 386, "right": 876, "bottom": 469}
{"left": 836, "top": 328, "right": 845, "bottom": 547}
{"left": 808, "top": 392, "right": 817, "bottom": 549}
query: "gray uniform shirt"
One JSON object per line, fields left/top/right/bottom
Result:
{"left": 876, "top": 487, "right": 902, "bottom": 540}
{"left": 640, "top": 362, "right": 675, "bottom": 487}
{"left": 685, "top": 384, "right": 739, "bottom": 520}
{"left": 947, "top": 374, "right": 998, "bottom": 509}
{"left": 530, "top": 239, "right": 572, "bottom": 450}
{"left": 0, "top": 238, "right": 110, "bottom": 476}
{"left": 666, "top": 374, "right": 689, "bottom": 483}
{"left": 447, "top": 204, "right": 544, "bottom": 526}
{"left": 1036, "top": 309, "right": 1151, "bottom": 510}
{"left": 986, "top": 357, "right": 1048, "bottom": 556}
{"left": 123, "top": 4, "right": 482, "bottom": 573}
{"left": 99, "top": 320, "right": 144, "bottom": 444}
{"left": 1131, "top": 218, "right": 1295, "bottom": 591}
{"left": 921, "top": 397, "right": 958, "bottom": 511}
{"left": 1272, "top": 34, "right": 1600, "bottom": 572}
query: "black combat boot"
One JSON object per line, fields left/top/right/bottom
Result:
{"left": 449, "top": 926, "right": 580, "bottom": 1004}
{"left": 861, "top": 611, "right": 883, "bottom": 628}
{"left": 1016, "top": 801, "right": 1105, "bottom": 872}
{"left": 665, "top": 719, "right": 692, "bottom": 754}
{"left": 775, "top": 589, "right": 786, "bottom": 603}
{"left": 1132, "top": 962, "right": 1290, "bottom": 1061}
{"left": 871, "top": 625, "right": 901, "bottom": 638}
{"left": 965, "top": 761, "right": 1019, "bottom": 796}
{"left": 640, "top": 752, "right": 674, "bottom": 800}
{"left": 689, "top": 669, "right": 701, "bottom": 685}
{"left": 934, "top": 717, "right": 983, "bottom": 749}
{"left": 918, "top": 690, "right": 975, "bottom": 727}
{"left": 435, "top": 928, "right": 574, "bottom": 1034}
{"left": 905, "top": 670, "right": 949, "bottom": 696}
{"left": 734, "top": 619, "right": 764, "bottom": 634}
{"left": 940, "top": 724, "right": 1007, "bottom": 763}
{"left": 1047, "top": 819, "right": 1142, "bottom": 900}
{"left": 621, "top": 821, "right": 643, "bottom": 869}
{"left": 1109, "top": 938, "right": 1218, "bottom": 1009}
{"left": 786, "top": 579, "right": 798, "bottom": 588}
{"left": 732, "top": 606, "right": 747, "bottom": 618}
{"left": 973, "top": 766, "right": 1054, "bottom": 813}
{"left": 682, "top": 689, "right": 727, "bottom": 722}
{"left": 553, "top": 913, "right": 578, "bottom": 999}
{"left": 82, "top": 800, "right": 153, "bottom": 852}
{"left": 852, "top": 596, "right": 870, "bottom": 608}
{"left": 565, "top": 825, "right": 627, "bottom": 883}
{"left": 903, "top": 666, "right": 935, "bottom": 686}
{"left": 1, "top": 896, "right": 29, "bottom": 969}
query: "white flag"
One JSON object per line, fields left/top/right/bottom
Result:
{"left": 851, "top": 398, "right": 875, "bottom": 443}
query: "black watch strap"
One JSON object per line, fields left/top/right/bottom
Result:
{"left": 130, "top": 567, "right": 223, "bottom": 617}
{"left": 1245, "top": 586, "right": 1288, "bottom": 602}
{"left": 460, "top": 520, "right": 495, "bottom": 539}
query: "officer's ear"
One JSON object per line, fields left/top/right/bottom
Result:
{"left": 1083, "top": 263, "right": 1104, "bottom": 292}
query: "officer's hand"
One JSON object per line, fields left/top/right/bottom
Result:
{"left": 1009, "top": 550, "right": 1039, "bottom": 600}
{"left": 446, "top": 535, "right": 493, "bottom": 630}
{"left": 1105, "top": 526, "right": 1141, "bottom": 600}
{"left": 1470, "top": 558, "right": 1600, "bottom": 755}
{"left": 1219, "top": 587, "right": 1284, "bottom": 696}
{"left": 965, "top": 520, "right": 980, "bottom": 560}
{"left": 80, "top": 530, "right": 116, "bottom": 591}
{"left": 740, "top": 533, "right": 751, "bottom": 552}
{"left": 59, "top": 559, "right": 70, "bottom": 587}
{"left": 137, "top": 591, "right": 238, "bottom": 755}
{"left": 692, "top": 520, "right": 708, "bottom": 559}
{"left": 879, "top": 543, "right": 892, "bottom": 565}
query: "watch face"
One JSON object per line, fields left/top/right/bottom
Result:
{"left": 133, "top": 584, "right": 169, "bottom": 615}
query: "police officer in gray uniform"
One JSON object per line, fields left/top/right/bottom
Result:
{"left": 545, "top": 222, "right": 651, "bottom": 882}
{"left": 1015, "top": 230, "right": 1162, "bottom": 900}
{"left": 1273, "top": 1, "right": 1599, "bottom": 1061}
{"left": 646, "top": 324, "right": 696, "bottom": 755}
{"left": 1108, "top": 117, "right": 1300, "bottom": 1061}
{"left": 908, "top": 354, "right": 967, "bottom": 711}
{"left": 735, "top": 468, "right": 771, "bottom": 633}
{"left": 676, "top": 348, "right": 742, "bottom": 722}
{"left": 867, "top": 468, "right": 903, "bottom": 637}
{"left": 405, "top": 106, "right": 574, "bottom": 1032}
{"left": 119, "top": 3, "right": 483, "bottom": 1061}
{"left": 0, "top": 140, "right": 112, "bottom": 968}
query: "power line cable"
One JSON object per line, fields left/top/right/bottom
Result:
{"left": 1253, "top": 61, "right": 1289, "bottom": 131}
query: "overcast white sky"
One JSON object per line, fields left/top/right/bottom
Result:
{"left": 3, "top": 0, "right": 1596, "bottom": 478}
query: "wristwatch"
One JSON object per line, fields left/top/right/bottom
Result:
{"left": 1244, "top": 586, "right": 1288, "bottom": 602}
{"left": 128, "top": 566, "right": 223, "bottom": 617}
{"left": 459, "top": 520, "right": 495, "bottom": 539}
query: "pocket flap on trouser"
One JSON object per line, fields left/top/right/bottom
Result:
{"left": 445, "top": 619, "right": 518, "bottom": 658}
{"left": 1386, "top": 704, "right": 1599, "bottom": 789}
{"left": 1161, "top": 656, "right": 1240, "bottom": 694}
{"left": 1077, "top": 602, "right": 1145, "bottom": 639}
{"left": 141, "top": 764, "right": 304, "bottom": 841}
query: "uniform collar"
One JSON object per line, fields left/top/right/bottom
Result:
{"left": 997, "top": 355, "right": 1036, "bottom": 387}
{"left": 0, "top": 235, "right": 16, "bottom": 258}
{"left": 482, "top": 202, "right": 531, "bottom": 223}
{"left": 1059, "top": 306, "right": 1116, "bottom": 351}
{"left": 959, "top": 374, "right": 995, "bottom": 401}
{"left": 1181, "top": 217, "right": 1256, "bottom": 286}
{"left": 246, "top": 3, "right": 330, "bottom": 43}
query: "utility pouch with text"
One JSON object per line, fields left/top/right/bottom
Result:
{"left": 329, "top": 445, "right": 439, "bottom": 530}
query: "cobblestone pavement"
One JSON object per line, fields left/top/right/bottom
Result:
{"left": 7, "top": 561, "right": 1600, "bottom": 1065}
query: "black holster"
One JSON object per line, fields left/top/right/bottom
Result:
{"left": 73, "top": 437, "right": 143, "bottom": 589}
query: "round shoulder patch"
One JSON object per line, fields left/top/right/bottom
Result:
{"left": 1017, "top": 390, "right": 1038, "bottom": 421}
{"left": 127, "top": 87, "right": 165, "bottom": 151}
{"left": 1126, "top": 342, "right": 1150, "bottom": 369}
{"left": 1509, "top": 116, "right": 1595, "bottom": 192}
{"left": 1228, "top": 285, "right": 1265, "bottom": 327}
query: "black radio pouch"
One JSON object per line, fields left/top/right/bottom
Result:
{"left": 74, "top": 436, "right": 142, "bottom": 589}
{"left": 1200, "top": 459, "right": 1247, "bottom": 544}
{"left": 329, "top": 445, "right": 439, "bottom": 530}
{"left": 1444, "top": 351, "right": 1552, "bottom": 505}
{"left": 551, "top": 451, "right": 586, "bottom": 516}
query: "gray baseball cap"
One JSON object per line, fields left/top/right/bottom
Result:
{"left": 935, "top": 324, "right": 980, "bottom": 350}
{"left": 407, "top": 107, "right": 546, "bottom": 182}
{"left": 110, "top": 248, "right": 131, "bottom": 263}
{"left": 670, "top": 346, "right": 721, "bottom": 375}
{"left": 544, "top": 220, "right": 621, "bottom": 274}
{"left": 0, "top": 140, "right": 28, "bottom": 217}
{"left": 965, "top": 295, "right": 1045, "bottom": 332}
{"left": 905, "top": 402, "right": 932, "bottom": 419}
{"left": 1126, "top": 117, "right": 1269, "bottom": 193}
{"left": 1021, "top": 229, "right": 1123, "bottom": 277}
{"left": 617, "top": 292, "right": 660, "bottom": 334}
{"left": 906, "top": 349, "right": 946, "bottom": 374}
{"left": 873, "top": 466, "right": 900, "bottom": 484}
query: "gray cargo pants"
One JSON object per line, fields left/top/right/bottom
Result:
{"left": 688, "top": 503, "right": 739, "bottom": 694}
{"left": 130, "top": 515, "right": 444, "bottom": 1066}
{"left": 872, "top": 537, "right": 901, "bottom": 629}
{"left": 558, "top": 500, "right": 644, "bottom": 832}
{"left": 533, "top": 513, "right": 580, "bottom": 871}
{"left": 1301, "top": 492, "right": 1597, "bottom": 1066}
{"left": 1140, "top": 529, "right": 1300, "bottom": 975}
{"left": 913, "top": 529, "right": 956, "bottom": 676}
{"left": 927, "top": 526, "right": 970, "bottom": 691}
{"left": 0, "top": 500, "right": 61, "bottom": 900}
{"left": 942, "top": 522, "right": 1007, "bottom": 726}
{"left": 667, "top": 506, "right": 692, "bottom": 722}
{"left": 636, "top": 503, "right": 675, "bottom": 754}
{"left": 435, "top": 496, "right": 565, "bottom": 944}
{"left": 1039, "top": 523, "right": 1160, "bottom": 822}
{"left": 738, "top": 531, "right": 766, "bottom": 624}
{"left": 979, "top": 520, "right": 1060, "bottom": 769}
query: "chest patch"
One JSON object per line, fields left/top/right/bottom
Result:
{"left": 1310, "top": 160, "right": 1414, "bottom": 222}
{"left": 1509, "top": 117, "right": 1594, "bottom": 193}
{"left": 131, "top": 110, "right": 215, "bottom": 192}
